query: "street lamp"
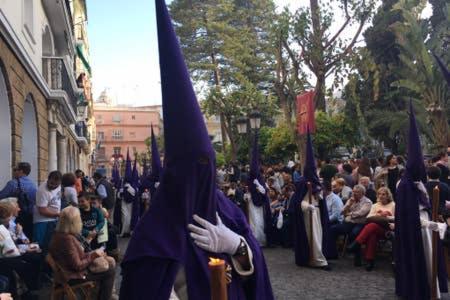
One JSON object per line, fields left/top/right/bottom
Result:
{"left": 236, "top": 109, "right": 261, "bottom": 162}
{"left": 249, "top": 110, "right": 261, "bottom": 130}
{"left": 236, "top": 117, "right": 248, "bottom": 134}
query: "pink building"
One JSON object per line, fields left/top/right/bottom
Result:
{"left": 93, "top": 100, "right": 162, "bottom": 175}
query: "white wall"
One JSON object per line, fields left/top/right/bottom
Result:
{"left": 0, "top": 0, "right": 53, "bottom": 72}
{"left": 22, "top": 95, "right": 38, "bottom": 182}
{"left": 0, "top": 67, "right": 12, "bottom": 186}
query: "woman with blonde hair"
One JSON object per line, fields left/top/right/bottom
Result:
{"left": 347, "top": 187, "right": 395, "bottom": 271}
{"left": 49, "top": 206, "right": 117, "bottom": 300}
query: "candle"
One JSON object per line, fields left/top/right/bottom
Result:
{"left": 208, "top": 257, "right": 227, "bottom": 300}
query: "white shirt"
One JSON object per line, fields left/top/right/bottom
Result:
{"left": 64, "top": 186, "right": 78, "bottom": 205}
{"left": 33, "top": 181, "right": 61, "bottom": 223}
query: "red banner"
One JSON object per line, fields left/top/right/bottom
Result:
{"left": 296, "top": 90, "right": 316, "bottom": 134}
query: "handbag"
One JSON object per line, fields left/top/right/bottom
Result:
{"left": 89, "top": 256, "right": 116, "bottom": 273}
{"left": 276, "top": 211, "right": 283, "bottom": 229}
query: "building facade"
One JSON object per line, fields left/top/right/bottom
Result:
{"left": 93, "top": 95, "right": 162, "bottom": 175}
{"left": 0, "top": 0, "right": 93, "bottom": 185}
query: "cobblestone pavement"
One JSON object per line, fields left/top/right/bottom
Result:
{"left": 116, "top": 238, "right": 450, "bottom": 300}
{"left": 264, "top": 247, "right": 396, "bottom": 300}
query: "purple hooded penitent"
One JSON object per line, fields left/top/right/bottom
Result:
{"left": 289, "top": 129, "right": 330, "bottom": 266}
{"left": 247, "top": 133, "right": 271, "bottom": 232}
{"left": 130, "top": 157, "right": 141, "bottom": 230}
{"left": 149, "top": 124, "right": 163, "bottom": 197}
{"left": 394, "top": 101, "right": 448, "bottom": 299}
{"left": 111, "top": 161, "right": 121, "bottom": 190}
{"left": 433, "top": 53, "right": 450, "bottom": 87}
{"left": 120, "top": 1, "right": 273, "bottom": 299}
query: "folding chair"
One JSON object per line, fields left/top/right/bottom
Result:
{"left": 46, "top": 254, "right": 95, "bottom": 300}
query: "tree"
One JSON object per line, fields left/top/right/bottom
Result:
{"left": 278, "top": 0, "right": 377, "bottom": 111}
{"left": 262, "top": 124, "right": 297, "bottom": 164}
{"left": 390, "top": 0, "right": 449, "bottom": 151}
{"left": 314, "top": 111, "right": 359, "bottom": 159}
{"left": 170, "top": 0, "right": 277, "bottom": 161}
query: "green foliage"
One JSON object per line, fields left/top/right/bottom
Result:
{"left": 314, "top": 111, "right": 359, "bottom": 159}
{"left": 170, "top": 0, "right": 277, "bottom": 161}
{"left": 262, "top": 124, "right": 297, "bottom": 164}
{"left": 215, "top": 151, "right": 226, "bottom": 167}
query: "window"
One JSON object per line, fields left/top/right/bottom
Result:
{"left": 129, "top": 132, "right": 136, "bottom": 138}
{"left": 96, "top": 115, "right": 103, "bottom": 124}
{"left": 97, "top": 147, "right": 106, "bottom": 158}
{"left": 23, "top": 0, "right": 35, "bottom": 43}
{"left": 97, "top": 131, "right": 104, "bottom": 141}
{"left": 113, "top": 147, "right": 121, "bottom": 155}
{"left": 131, "top": 115, "right": 136, "bottom": 120}
{"left": 112, "top": 115, "right": 121, "bottom": 123}
{"left": 112, "top": 129, "right": 123, "bottom": 140}
{"left": 132, "top": 147, "right": 137, "bottom": 154}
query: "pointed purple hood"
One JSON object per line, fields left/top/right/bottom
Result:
{"left": 122, "top": 0, "right": 218, "bottom": 294}
{"left": 300, "top": 128, "right": 321, "bottom": 193}
{"left": 433, "top": 53, "right": 450, "bottom": 87}
{"left": 121, "top": 2, "right": 273, "bottom": 299}
{"left": 150, "top": 124, "right": 162, "bottom": 181}
{"left": 394, "top": 101, "right": 447, "bottom": 298}
{"left": 290, "top": 129, "right": 329, "bottom": 266}
{"left": 404, "top": 101, "right": 426, "bottom": 183}
{"left": 112, "top": 161, "right": 121, "bottom": 190}
{"left": 248, "top": 133, "right": 269, "bottom": 207}
{"left": 124, "top": 148, "right": 132, "bottom": 184}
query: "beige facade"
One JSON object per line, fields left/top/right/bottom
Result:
{"left": 0, "top": 0, "right": 94, "bottom": 185}
{"left": 93, "top": 97, "right": 162, "bottom": 175}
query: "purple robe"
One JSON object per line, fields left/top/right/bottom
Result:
{"left": 120, "top": 0, "right": 273, "bottom": 298}
{"left": 394, "top": 101, "right": 448, "bottom": 299}
{"left": 289, "top": 130, "right": 330, "bottom": 266}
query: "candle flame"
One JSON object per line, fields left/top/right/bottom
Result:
{"left": 209, "top": 257, "right": 223, "bottom": 265}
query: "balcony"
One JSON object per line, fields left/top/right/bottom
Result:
{"left": 41, "top": 0, "right": 75, "bottom": 56}
{"left": 74, "top": 121, "right": 90, "bottom": 149}
{"left": 43, "top": 56, "right": 82, "bottom": 120}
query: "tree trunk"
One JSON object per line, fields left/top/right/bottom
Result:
{"left": 310, "top": 0, "right": 326, "bottom": 111}
{"left": 223, "top": 116, "right": 237, "bottom": 162}
{"left": 211, "top": 52, "right": 228, "bottom": 154}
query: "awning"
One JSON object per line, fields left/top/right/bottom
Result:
{"left": 76, "top": 44, "right": 92, "bottom": 75}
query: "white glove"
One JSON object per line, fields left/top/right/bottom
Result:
{"left": 415, "top": 181, "right": 429, "bottom": 199}
{"left": 188, "top": 213, "right": 241, "bottom": 255}
{"left": 427, "top": 221, "right": 439, "bottom": 231}
{"left": 253, "top": 179, "right": 265, "bottom": 194}
{"left": 124, "top": 183, "right": 136, "bottom": 197}
{"left": 154, "top": 182, "right": 160, "bottom": 188}
{"left": 306, "top": 204, "right": 316, "bottom": 212}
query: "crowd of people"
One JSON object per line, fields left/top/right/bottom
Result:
{"left": 218, "top": 150, "right": 450, "bottom": 272}
{"left": 0, "top": 162, "right": 120, "bottom": 300}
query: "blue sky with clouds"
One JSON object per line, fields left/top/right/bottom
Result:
{"left": 87, "top": 0, "right": 305, "bottom": 106}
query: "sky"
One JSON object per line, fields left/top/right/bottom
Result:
{"left": 87, "top": 0, "right": 306, "bottom": 106}
{"left": 87, "top": 0, "right": 430, "bottom": 107}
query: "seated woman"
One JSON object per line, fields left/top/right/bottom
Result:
{"left": 49, "top": 206, "right": 117, "bottom": 300}
{"left": 347, "top": 187, "right": 395, "bottom": 271}
{"left": 0, "top": 200, "right": 43, "bottom": 299}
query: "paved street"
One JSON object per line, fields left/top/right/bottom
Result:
{"left": 116, "top": 238, "right": 405, "bottom": 299}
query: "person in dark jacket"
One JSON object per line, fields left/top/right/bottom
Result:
{"left": 93, "top": 173, "right": 115, "bottom": 220}
{"left": 425, "top": 166, "right": 449, "bottom": 217}
{"left": 78, "top": 193, "right": 105, "bottom": 250}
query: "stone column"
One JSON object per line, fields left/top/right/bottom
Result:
{"left": 57, "top": 136, "right": 67, "bottom": 173}
{"left": 48, "top": 126, "right": 58, "bottom": 172}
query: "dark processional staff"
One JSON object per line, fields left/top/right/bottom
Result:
{"left": 119, "top": 0, "right": 274, "bottom": 299}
